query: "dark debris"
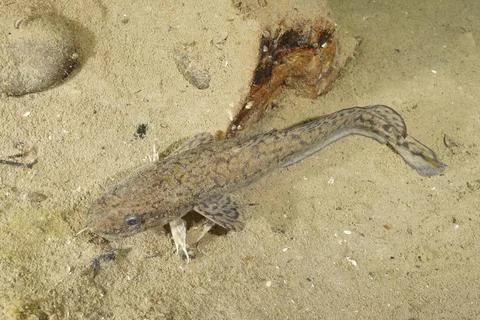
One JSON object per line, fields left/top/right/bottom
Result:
{"left": 134, "top": 123, "right": 148, "bottom": 139}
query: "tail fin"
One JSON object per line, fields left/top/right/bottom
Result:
{"left": 365, "top": 105, "right": 446, "bottom": 176}
{"left": 281, "top": 105, "right": 446, "bottom": 176}
{"left": 389, "top": 135, "right": 446, "bottom": 176}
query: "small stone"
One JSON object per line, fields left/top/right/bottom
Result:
{"left": 174, "top": 50, "right": 211, "bottom": 90}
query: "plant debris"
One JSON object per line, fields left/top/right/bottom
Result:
{"left": 0, "top": 144, "right": 38, "bottom": 168}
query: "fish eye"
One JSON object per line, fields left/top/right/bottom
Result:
{"left": 124, "top": 215, "right": 141, "bottom": 227}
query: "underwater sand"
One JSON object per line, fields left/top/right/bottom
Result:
{"left": 1, "top": 0, "right": 479, "bottom": 319}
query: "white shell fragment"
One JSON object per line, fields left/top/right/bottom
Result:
{"left": 244, "top": 101, "right": 254, "bottom": 109}
{"left": 346, "top": 256, "right": 358, "bottom": 267}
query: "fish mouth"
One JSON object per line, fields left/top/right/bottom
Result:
{"left": 75, "top": 225, "right": 114, "bottom": 240}
{"left": 83, "top": 218, "right": 144, "bottom": 240}
{"left": 83, "top": 224, "right": 140, "bottom": 240}
{"left": 78, "top": 215, "right": 124, "bottom": 240}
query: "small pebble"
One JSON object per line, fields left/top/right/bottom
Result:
{"left": 174, "top": 51, "right": 211, "bottom": 90}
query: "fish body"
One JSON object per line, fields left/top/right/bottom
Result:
{"left": 86, "top": 105, "right": 445, "bottom": 241}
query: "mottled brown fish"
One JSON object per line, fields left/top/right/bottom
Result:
{"left": 86, "top": 105, "right": 445, "bottom": 258}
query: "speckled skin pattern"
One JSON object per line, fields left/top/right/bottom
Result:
{"left": 86, "top": 105, "right": 445, "bottom": 238}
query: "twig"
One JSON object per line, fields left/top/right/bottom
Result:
{"left": 0, "top": 147, "right": 38, "bottom": 168}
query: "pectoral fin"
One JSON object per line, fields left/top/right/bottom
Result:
{"left": 193, "top": 194, "right": 245, "bottom": 230}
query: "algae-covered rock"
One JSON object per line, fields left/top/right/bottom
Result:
{"left": 0, "top": 8, "right": 79, "bottom": 96}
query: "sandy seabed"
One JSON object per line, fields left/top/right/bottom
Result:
{"left": 1, "top": 0, "right": 479, "bottom": 319}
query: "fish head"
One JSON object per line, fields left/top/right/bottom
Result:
{"left": 85, "top": 191, "right": 171, "bottom": 239}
